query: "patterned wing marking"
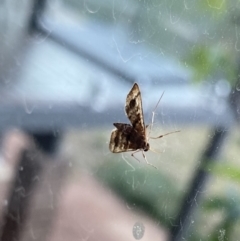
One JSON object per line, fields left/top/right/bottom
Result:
{"left": 125, "top": 83, "right": 145, "bottom": 136}
{"left": 109, "top": 123, "right": 139, "bottom": 153}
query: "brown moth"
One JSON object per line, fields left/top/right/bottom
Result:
{"left": 109, "top": 83, "right": 179, "bottom": 168}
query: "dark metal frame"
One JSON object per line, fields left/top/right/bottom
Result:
{"left": 170, "top": 127, "right": 229, "bottom": 240}
{"left": 1, "top": 1, "right": 238, "bottom": 240}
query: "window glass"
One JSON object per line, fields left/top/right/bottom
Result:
{"left": 1, "top": 1, "right": 240, "bottom": 241}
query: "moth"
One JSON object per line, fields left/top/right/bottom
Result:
{"left": 109, "top": 83, "right": 179, "bottom": 168}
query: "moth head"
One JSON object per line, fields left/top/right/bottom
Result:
{"left": 144, "top": 142, "right": 150, "bottom": 152}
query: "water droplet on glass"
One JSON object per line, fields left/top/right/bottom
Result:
{"left": 23, "top": 98, "right": 35, "bottom": 114}
{"left": 4, "top": 78, "right": 10, "bottom": 84}
{"left": 84, "top": 0, "right": 101, "bottom": 13}
{"left": 125, "top": 203, "right": 132, "bottom": 210}
{"left": 3, "top": 199, "right": 8, "bottom": 206}
{"left": 215, "top": 79, "right": 231, "bottom": 97}
{"left": 218, "top": 229, "right": 225, "bottom": 241}
{"left": 236, "top": 82, "right": 240, "bottom": 91}
{"left": 133, "top": 222, "right": 145, "bottom": 240}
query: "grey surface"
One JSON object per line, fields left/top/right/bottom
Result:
{"left": 0, "top": 0, "right": 33, "bottom": 82}
{"left": 0, "top": 25, "right": 235, "bottom": 132}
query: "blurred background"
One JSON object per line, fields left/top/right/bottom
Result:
{"left": 0, "top": 0, "right": 240, "bottom": 240}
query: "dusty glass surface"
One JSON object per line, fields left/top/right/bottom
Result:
{"left": 0, "top": 1, "right": 240, "bottom": 241}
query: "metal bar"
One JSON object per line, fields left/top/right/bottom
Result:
{"left": 0, "top": 147, "right": 43, "bottom": 241}
{"left": 0, "top": 131, "right": 60, "bottom": 241}
{"left": 35, "top": 24, "right": 136, "bottom": 86}
{"left": 170, "top": 127, "right": 229, "bottom": 241}
{"left": 28, "top": 0, "right": 47, "bottom": 32}
{"left": 30, "top": 132, "right": 61, "bottom": 154}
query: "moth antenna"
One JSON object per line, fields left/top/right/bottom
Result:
{"left": 131, "top": 150, "right": 141, "bottom": 162}
{"left": 150, "top": 130, "right": 180, "bottom": 139}
{"left": 147, "top": 92, "right": 165, "bottom": 141}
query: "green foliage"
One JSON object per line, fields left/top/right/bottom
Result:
{"left": 193, "top": 161, "right": 240, "bottom": 240}
{"left": 199, "top": 0, "right": 227, "bottom": 16}
{"left": 185, "top": 45, "right": 238, "bottom": 85}
{"left": 208, "top": 162, "right": 240, "bottom": 183}
{"left": 201, "top": 194, "right": 240, "bottom": 240}
{"left": 96, "top": 158, "right": 180, "bottom": 227}
{"left": 183, "top": 0, "right": 240, "bottom": 86}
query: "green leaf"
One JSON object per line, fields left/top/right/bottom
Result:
{"left": 207, "top": 163, "right": 240, "bottom": 183}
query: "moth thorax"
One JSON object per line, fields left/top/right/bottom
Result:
{"left": 144, "top": 142, "right": 150, "bottom": 152}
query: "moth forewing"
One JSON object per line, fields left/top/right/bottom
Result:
{"left": 109, "top": 82, "right": 179, "bottom": 169}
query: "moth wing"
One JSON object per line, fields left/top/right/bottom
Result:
{"left": 109, "top": 123, "right": 139, "bottom": 153}
{"left": 125, "top": 83, "right": 145, "bottom": 136}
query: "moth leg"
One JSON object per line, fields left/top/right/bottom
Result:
{"left": 142, "top": 151, "right": 158, "bottom": 169}
{"left": 131, "top": 150, "right": 158, "bottom": 169}
{"left": 150, "top": 130, "right": 180, "bottom": 139}
{"left": 131, "top": 149, "right": 141, "bottom": 163}
{"left": 147, "top": 92, "right": 165, "bottom": 141}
